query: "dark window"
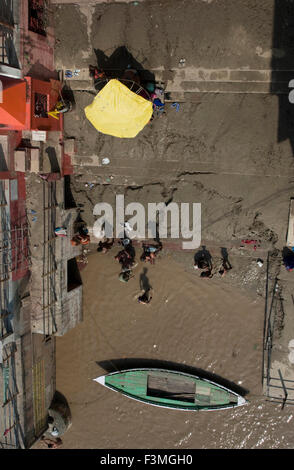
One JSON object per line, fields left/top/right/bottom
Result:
{"left": 0, "top": 0, "right": 19, "bottom": 68}
{"left": 64, "top": 176, "right": 77, "bottom": 210}
{"left": 28, "top": 0, "right": 46, "bottom": 36}
{"left": 34, "top": 93, "right": 48, "bottom": 118}
{"left": 67, "top": 258, "right": 82, "bottom": 292}
{"left": 0, "top": 0, "right": 14, "bottom": 26}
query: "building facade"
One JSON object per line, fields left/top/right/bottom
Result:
{"left": 0, "top": 0, "right": 81, "bottom": 448}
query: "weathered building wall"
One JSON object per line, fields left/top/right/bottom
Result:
{"left": 29, "top": 177, "right": 83, "bottom": 336}
{"left": 1, "top": 0, "right": 81, "bottom": 449}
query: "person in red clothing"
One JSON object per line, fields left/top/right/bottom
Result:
{"left": 71, "top": 233, "right": 90, "bottom": 246}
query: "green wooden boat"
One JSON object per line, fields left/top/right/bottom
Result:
{"left": 93, "top": 368, "right": 247, "bottom": 411}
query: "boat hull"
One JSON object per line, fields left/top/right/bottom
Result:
{"left": 94, "top": 368, "right": 247, "bottom": 411}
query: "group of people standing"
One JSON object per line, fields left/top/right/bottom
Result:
{"left": 194, "top": 247, "right": 232, "bottom": 279}
{"left": 96, "top": 238, "right": 233, "bottom": 303}
{"left": 97, "top": 237, "right": 162, "bottom": 304}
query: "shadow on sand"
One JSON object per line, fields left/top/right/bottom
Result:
{"left": 139, "top": 267, "right": 152, "bottom": 291}
{"left": 94, "top": 45, "right": 155, "bottom": 84}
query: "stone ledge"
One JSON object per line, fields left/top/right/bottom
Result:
{"left": 51, "top": 0, "right": 143, "bottom": 4}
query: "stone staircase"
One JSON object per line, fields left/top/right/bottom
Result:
{"left": 61, "top": 66, "right": 294, "bottom": 101}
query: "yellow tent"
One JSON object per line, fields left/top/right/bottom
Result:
{"left": 84, "top": 79, "right": 153, "bottom": 138}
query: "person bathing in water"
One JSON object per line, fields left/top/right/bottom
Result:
{"left": 97, "top": 238, "right": 114, "bottom": 253}
{"left": 218, "top": 248, "right": 232, "bottom": 277}
{"left": 118, "top": 270, "right": 134, "bottom": 283}
{"left": 115, "top": 248, "right": 137, "bottom": 272}
{"left": 140, "top": 242, "right": 162, "bottom": 264}
{"left": 138, "top": 288, "right": 152, "bottom": 304}
{"left": 200, "top": 269, "right": 213, "bottom": 279}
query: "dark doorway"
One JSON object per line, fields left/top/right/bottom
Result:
{"left": 67, "top": 258, "right": 82, "bottom": 292}
{"left": 28, "top": 0, "right": 46, "bottom": 36}
{"left": 64, "top": 175, "right": 76, "bottom": 210}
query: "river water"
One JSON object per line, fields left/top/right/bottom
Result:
{"left": 56, "top": 251, "right": 294, "bottom": 448}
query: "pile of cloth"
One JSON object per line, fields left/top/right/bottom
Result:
{"left": 145, "top": 83, "right": 165, "bottom": 116}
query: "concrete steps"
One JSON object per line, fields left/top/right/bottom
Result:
{"left": 166, "top": 67, "right": 294, "bottom": 95}
{"left": 62, "top": 66, "right": 294, "bottom": 96}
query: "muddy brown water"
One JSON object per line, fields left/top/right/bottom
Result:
{"left": 56, "top": 251, "right": 294, "bottom": 448}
